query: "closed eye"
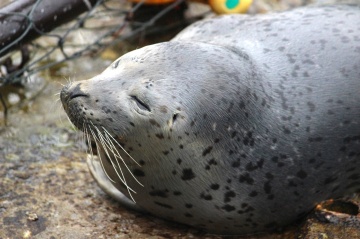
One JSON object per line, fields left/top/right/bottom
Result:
{"left": 130, "top": 95, "right": 151, "bottom": 112}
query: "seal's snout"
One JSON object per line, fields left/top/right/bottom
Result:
{"left": 60, "top": 83, "right": 89, "bottom": 105}
{"left": 60, "top": 82, "right": 93, "bottom": 131}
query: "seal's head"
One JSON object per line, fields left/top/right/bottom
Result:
{"left": 61, "top": 41, "right": 253, "bottom": 139}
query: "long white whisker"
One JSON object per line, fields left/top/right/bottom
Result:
{"left": 102, "top": 129, "right": 144, "bottom": 187}
{"left": 85, "top": 127, "right": 101, "bottom": 181}
{"left": 102, "top": 127, "right": 141, "bottom": 167}
{"left": 89, "top": 127, "right": 116, "bottom": 183}
{"left": 92, "top": 125, "right": 137, "bottom": 197}
{"left": 83, "top": 126, "right": 89, "bottom": 153}
{"left": 85, "top": 126, "right": 99, "bottom": 179}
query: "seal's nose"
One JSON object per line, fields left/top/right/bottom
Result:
{"left": 60, "top": 83, "right": 89, "bottom": 104}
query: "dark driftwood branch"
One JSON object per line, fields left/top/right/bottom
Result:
{"left": 0, "top": 0, "right": 103, "bottom": 57}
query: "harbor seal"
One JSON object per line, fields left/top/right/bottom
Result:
{"left": 60, "top": 5, "right": 360, "bottom": 235}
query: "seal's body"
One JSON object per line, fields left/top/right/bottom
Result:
{"left": 61, "top": 5, "right": 360, "bottom": 235}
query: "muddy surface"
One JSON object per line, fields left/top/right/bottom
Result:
{"left": 1, "top": 1, "right": 360, "bottom": 238}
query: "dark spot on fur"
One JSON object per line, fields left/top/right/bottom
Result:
{"left": 149, "top": 190, "right": 168, "bottom": 198}
{"left": 156, "top": 133, "right": 164, "bottom": 139}
{"left": 308, "top": 137, "right": 323, "bottom": 142}
{"left": 205, "top": 158, "right": 217, "bottom": 170}
{"left": 327, "top": 109, "right": 335, "bottom": 115}
{"left": 245, "top": 158, "right": 264, "bottom": 171}
{"left": 239, "top": 173, "right": 254, "bottom": 185}
{"left": 133, "top": 169, "right": 145, "bottom": 177}
{"left": 308, "top": 158, "right": 316, "bottom": 164}
{"left": 154, "top": 201, "right": 173, "bottom": 209}
{"left": 210, "top": 184, "right": 220, "bottom": 190}
{"left": 200, "top": 193, "right": 213, "bottom": 201}
{"left": 232, "top": 159, "right": 241, "bottom": 168}
{"left": 159, "top": 105, "right": 167, "bottom": 113}
{"left": 224, "top": 191, "right": 236, "bottom": 203}
{"left": 296, "top": 170, "right": 307, "bottom": 179}
{"left": 239, "top": 101, "right": 246, "bottom": 109}
{"left": 181, "top": 168, "right": 196, "bottom": 181}
{"left": 288, "top": 180, "right": 297, "bottom": 187}
{"left": 283, "top": 126, "right": 291, "bottom": 134}
{"left": 249, "top": 191, "right": 258, "bottom": 197}
{"left": 149, "top": 119, "right": 160, "bottom": 127}
{"left": 202, "top": 146, "right": 213, "bottom": 156}
{"left": 241, "top": 203, "right": 249, "bottom": 208}
{"left": 307, "top": 102, "right": 315, "bottom": 112}
{"left": 344, "top": 135, "right": 360, "bottom": 144}
{"left": 222, "top": 204, "right": 236, "bottom": 212}
{"left": 266, "top": 172, "right": 274, "bottom": 179}
{"left": 264, "top": 182, "right": 272, "bottom": 194}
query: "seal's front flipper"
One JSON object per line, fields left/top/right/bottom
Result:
{"left": 86, "top": 154, "right": 144, "bottom": 212}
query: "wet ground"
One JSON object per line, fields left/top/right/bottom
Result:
{"left": 1, "top": 1, "right": 360, "bottom": 238}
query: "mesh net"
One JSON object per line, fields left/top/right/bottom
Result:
{"left": 0, "top": 0, "right": 209, "bottom": 86}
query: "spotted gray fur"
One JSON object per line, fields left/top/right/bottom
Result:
{"left": 61, "top": 5, "right": 360, "bottom": 235}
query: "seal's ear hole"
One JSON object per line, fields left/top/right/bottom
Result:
{"left": 130, "top": 95, "right": 151, "bottom": 112}
{"left": 172, "top": 113, "right": 179, "bottom": 123}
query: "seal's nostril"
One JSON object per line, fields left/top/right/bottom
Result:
{"left": 130, "top": 95, "right": 151, "bottom": 112}
{"left": 68, "top": 83, "right": 88, "bottom": 100}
